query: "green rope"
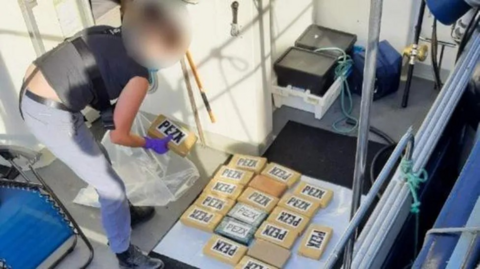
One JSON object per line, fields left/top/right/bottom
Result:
{"left": 314, "top": 47, "right": 358, "bottom": 134}
{"left": 400, "top": 158, "right": 428, "bottom": 254}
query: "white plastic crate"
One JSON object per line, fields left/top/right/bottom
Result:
{"left": 272, "top": 77, "right": 343, "bottom": 119}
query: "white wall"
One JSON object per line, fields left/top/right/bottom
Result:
{"left": 0, "top": 0, "right": 41, "bottom": 150}
{"left": 137, "top": 1, "right": 273, "bottom": 155}
{"left": 1, "top": 0, "right": 461, "bottom": 158}
{"left": 0, "top": 0, "right": 93, "bottom": 166}
{"left": 271, "top": 0, "right": 459, "bottom": 81}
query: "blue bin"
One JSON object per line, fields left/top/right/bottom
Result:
{"left": 427, "top": 0, "right": 472, "bottom": 25}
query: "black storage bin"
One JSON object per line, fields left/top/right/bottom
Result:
{"left": 274, "top": 47, "right": 337, "bottom": 97}
{"left": 295, "top": 24, "right": 357, "bottom": 58}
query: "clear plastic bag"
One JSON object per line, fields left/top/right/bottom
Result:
{"left": 73, "top": 112, "right": 199, "bottom": 207}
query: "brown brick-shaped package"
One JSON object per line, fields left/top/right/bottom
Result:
{"left": 255, "top": 221, "right": 298, "bottom": 249}
{"left": 180, "top": 205, "right": 223, "bottom": 233}
{"left": 205, "top": 179, "right": 244, "bottom": 200}
{"left": 294, "top": 181, "right": 334, "bottom": 208}
{"left": 261, "top": 163, "right": 301, "bottom": 187}
{"left": 267, "top": 207, "right": 310, "bottom": 235}
{"left": 147, "top": 114, "right": 197, "bottom": 157}
{"left": 203, "top": 235, "right": 248, "bottom": 265}
{"left": 298, "top": 224, "right": 333, "bottom": 260}
{"left": 194, "top": 193, "right": 235, "bottom": 216}
{"left": 247, "top": 239, "right": 291, "bottom": 268}
{"left": 248, "top": 175, "right": 287, "bottom": 198}
{"left": 238, "top": 187, "right": 279, "bottom": 213}
{"left": 278, "top": 193, "right": 321, "bottom": 218}
{"left": 234, "top": 256, "right": 279, "bottom": 269}
{"left": 229, "top": 154, "right": 267, "bottom": 174}
{"left": 213, "top": 166, "right": 254, "bottom": 186}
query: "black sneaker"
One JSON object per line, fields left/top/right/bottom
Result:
{"left": 130, "top": 204, "right": 155, "bottom": 227}
{"left": 117, "top": 245, "right": 164, "bottom": 269}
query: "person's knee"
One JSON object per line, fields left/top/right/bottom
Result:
{"left": 97, "top": 179, "right": 127, "bottom": 206}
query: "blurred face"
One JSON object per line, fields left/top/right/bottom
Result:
{"left": 122, "top": 0, "right": 192, "bottom": 69}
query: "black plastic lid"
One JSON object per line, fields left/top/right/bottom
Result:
{"left": 295, "top": 24, "right": 357, "bottom": 57}
{"left": 275, "top": 47, "right": 337, "bottom": 77}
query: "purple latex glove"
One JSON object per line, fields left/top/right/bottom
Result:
{"left": 144, "top": 136, "right": 172, "bottom": 154}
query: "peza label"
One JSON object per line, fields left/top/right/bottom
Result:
{"left": 286, "top": 196, "right": 312, "bottom": 212}
{"left": 236, "top": 157, "right": 259, "bottom": 169}
{"left": 261, "top": 224, "right": 288, "bottom": 242}
{"left": 267, "top": 165, "right": 292, "bottom": 182}
{"left": 156, "top": 119, "right": 187, "bottom": 145}
{"left": 306, "top": 230, "right": 327, "bottom": 249}
{"left": 248, "top": 191, "right": 273, "bottom": 209}
{"left": 232, "top": 205, "right": 261, "bottom": 224}
{"left": 276, "top": 210, "right": 304, "bottom": 228}
{"left": 301, "top": 184, "right": 326, "bottom": 200}
{"left": 212, "top": 182, "right": 237, "bottom": 194}
{"left": 243, "top": 260, "right": 269, "bottom": 269}
{"left": 211, "top": 239, "right": 238, "bottom": 258}
{"left": 202, "top": 196, "right": 225, "bottom": 211}
{"left": 220, "top": 168, "right": 245, "bottom": 182}
{"left": 224, "top": 221, "right": 252, "bottom": 238}
{"left": 188, "top": 208, "right": 213, "bottom": 224}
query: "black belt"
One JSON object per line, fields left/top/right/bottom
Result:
{"left": 25, "top": 90, "right": 72, "bottom": 112}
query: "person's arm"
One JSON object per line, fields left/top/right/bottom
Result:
{"left": 109, "top": 76, "right": 149, "bottom": 147}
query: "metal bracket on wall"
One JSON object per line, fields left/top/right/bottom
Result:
{"left": 231, "top": 1, "right": 241, "bottom": 37}
{"left": 18, "top": 0, "right": 45, "bottom": 57}
{"left": 419, "top": 36, "right": 457, "bottom": 89}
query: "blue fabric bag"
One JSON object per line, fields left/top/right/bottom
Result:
{"left": 348, "top": 40, "right": 402, "bottom": 101}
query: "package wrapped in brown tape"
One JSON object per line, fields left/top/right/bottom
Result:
{"left": 147, "top": 114, "right": 197, "bottom": 157}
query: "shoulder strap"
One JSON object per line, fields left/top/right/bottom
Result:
{"left": 83, "top": 26, "right": 122, "bottom": 37}
{"left": 71, "top": 37, "right": 116, "bottom": 130}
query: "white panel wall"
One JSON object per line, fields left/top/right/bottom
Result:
{"left": 0, "top": 0, "right": 41, "bottom": 150}
{"left": 0, "top": 0, "right": 93, "bottom": 161}
{"left": 270, "top": 0, "right": 315, "bottom": 61}
{"left": 313, "top": 0, "right": 458, "bottom": 80}
{"left": 138, "top": 0, "right": 273, "bottom": 155}
{"left": 271, "top": 0, "right": 458, "bottom": 80}
{"left": 0, "top": 0, "right": 462, "bottom": 157}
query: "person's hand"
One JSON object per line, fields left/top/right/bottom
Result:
{"left": 144, "top": 136, "right": 172, "bottom": 154}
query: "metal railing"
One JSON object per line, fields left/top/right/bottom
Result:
{"left": 347, "top": 24, "right": 480, "bottom": 269}
{"left": 325, "top": 128, "right": 414, "bottom": 268}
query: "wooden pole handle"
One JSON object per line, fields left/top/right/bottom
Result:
{"left": 186, "top": 50, "right": 204, "bottom": 91}
{"left": 180, "top": 58, "right": 206, "bottom": 145}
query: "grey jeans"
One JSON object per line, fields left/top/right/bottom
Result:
{"left": 21, "top": 94, "right": 131, "bottom": 254}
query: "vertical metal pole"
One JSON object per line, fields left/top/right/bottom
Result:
{"left": 343, "top": 0, "right": 384, "bottom": 268}
{"left": 401, "top": 0, "right": 426, "bottom": 108}
{"left": 435, "top": 45, "right": 446, "bottom": 90}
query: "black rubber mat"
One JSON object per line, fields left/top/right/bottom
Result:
{"left": 149, "top": 121, "right": 388, "bottom": 268}
{"left": 149, "top": 252, "right": 198, "bottom": 269}
{"left": 263, "top": 121, "right": 387, "bottom": 194}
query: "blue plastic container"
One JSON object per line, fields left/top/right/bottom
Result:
{"left": 427, "top": 0, "right": 472, "bottom": 25}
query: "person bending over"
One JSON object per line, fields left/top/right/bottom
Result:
{"left": 20, "top": 3, "right": 190, "bottom": 269}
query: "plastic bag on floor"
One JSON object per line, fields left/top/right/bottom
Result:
{"left": 73, "top": 112, "right": 200, "bottom": 207}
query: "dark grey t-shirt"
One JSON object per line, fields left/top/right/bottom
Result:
{"left": 33, "top": 26, "right": 149, "bottom": 112}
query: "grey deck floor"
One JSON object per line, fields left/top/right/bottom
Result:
{"left": 23, "top": 77, "right": 436, "bottom": 268}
